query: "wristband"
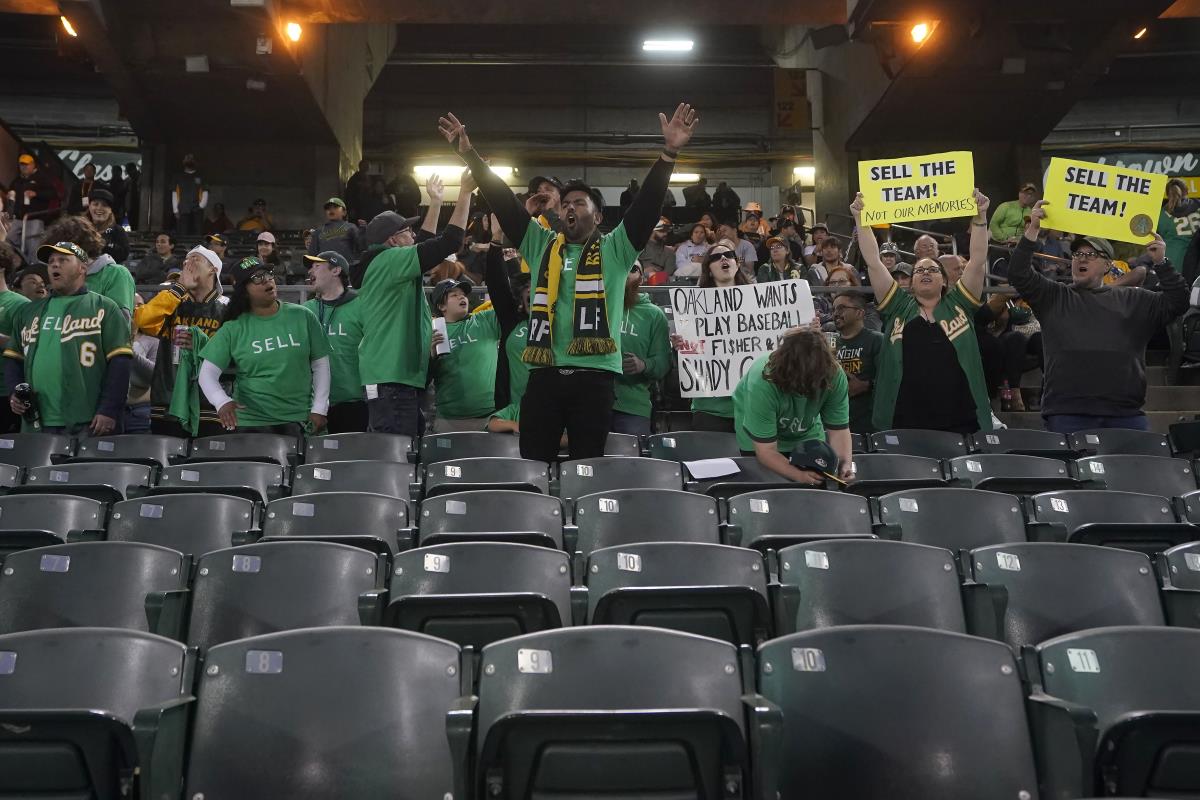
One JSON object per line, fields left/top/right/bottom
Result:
{"left": 662, "top": 148, "right": 679, "bottom": 160}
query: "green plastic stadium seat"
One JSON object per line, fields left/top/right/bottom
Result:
{"left": 153, "top": 460, "right": 287, "bottom": 505}
{"left": 291, "top": 459, "right": 416, "bottom": 499}
{"left": 0, "top": 432, "right": 73, "bottom": 468}
{"left": 71, "top": 434, "right": 187, "bottom": 467}
{"left": 1029, "top": 489, "right": 1196, "bottom": 555}
{"left": 870, "top": 428, "right": 970, "bottom": 460}
{"left": 0, "top": 493, "right": 106, "bottom": 558}
{"left": 418, "top": 490, "right": 564, "bottom": 549}
{"left": 874, "top": 487, "right": 1027, "bottom": 550}
{"left": 647, "top": 430, "right": 740, "bottom": 461}
{"left": 261, "top": 491, "right": 411, "bottom": 556}
{"left": 424, "top": 456, "right": 550, "bottom": 497}
{"left": 304, "top": 431, "right": 412, "bottom": 463}
{"left": 420, "top": 431, "right": 521, "bottom": 463}
{"left": 188, "top": 433, "right": 300, "bottom": 466}
{"left": 724, "top": 488, "right": 874, "bottom": 551}
{"left": 17, "top": 461, "right": 154, "bottom": 504}
{"left": 106, "top": 493, "right": 257, "bottom": 559}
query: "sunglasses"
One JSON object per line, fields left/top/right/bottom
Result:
{"left": 709, "top": 252, "right": 737, "bottom": 263}
{"left": 1071, "top": 250, "right": 1105, "bottom": 261}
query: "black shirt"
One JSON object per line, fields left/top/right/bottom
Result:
{"left": 893, "top": 315, "right": 979, "bottom": 434}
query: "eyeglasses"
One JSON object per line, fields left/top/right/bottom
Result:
{"left": 912, "top": 266, "right": 942, "bottom": 275}
{"left": 247, "top": 270, "right": 275, "bottom": 285}
{"left": 1071, "top": 250, "right": 1105, "bottom": 261}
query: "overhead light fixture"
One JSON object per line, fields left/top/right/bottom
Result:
{"left": 185, "top": 55, "right": 210, "bottom": 73}
{"left": 285, "top": 22, "right": 302, "bottom": 42}
{"left": 413, "top": 165, "right": 513, "bottom": 182}
{"left": 1133, "top": 26, "right": 1147, "bottom": 39}
{"left": 60, "top": 15, "right": 77, "bottom": 37}
{"left": 793, "top": 166, "right": 816, "bottom": 185}
{"left": 643, "top": 39, "right": 693, "bottom": 53}
{"left": 669, "top": 173, "right": 701, "bottom": 183}
{"left": 910, "top": 22, "right": 931, "bottom": 44}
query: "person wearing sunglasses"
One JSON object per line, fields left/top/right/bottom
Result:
{"left": 198, "top": 257, "right": 331, "bottom": 435}
{"left": 851, "top": 188, "right": 994, "bottom": 435}
{"left": 1006, "top": 200, "right": 1188, "bottom": 435}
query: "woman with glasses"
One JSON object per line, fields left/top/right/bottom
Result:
{"left": 198, "top": 257, "right": 332, "bottom": 435}
{"left": 851, "top": 188, "right": 994, "bottom": 434}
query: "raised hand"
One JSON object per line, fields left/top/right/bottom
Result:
{"left": 659, "top": 103, "right": 699, "bottom": 152}
{"left": 459, "top": 168, "right": 477, "bottom": 197}
{"left": 426, "top": 174, "right": 444, "bottom": 205}
{"left": 973, "top": 188, "right": 990, "bottom": 217}
{"left": 437, "top": 113, "right": 473, "bottom": 153}
{"left": 850, "top": 192, "right": 865, "bottom": 222}
{"left": 1027, "top": 199, "right": 1048, "bottom": 232}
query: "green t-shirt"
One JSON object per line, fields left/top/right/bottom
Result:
{"left": 356, "top": 245, "right": 431, "bottom": 389}
{"left": 434, "top": 309, "right": 501, "bottom": 419}
{"left": 200, "top": 302, "right": 332, "bottom": 427}
{"left": 733, "top": 352, "right": 850, "bottom": 454}
{"left": 691, "top": 396, "right": 735, "bottom": 419}
{"left": 505, "top": 319, "right": 530, "bottom": 406}
{"left": 835, "top": 328, "right": 884, "bottom": 434}
{"left": 1158, "top": 206, "right": 1200, "bottom": 269}
{"left": 86, "top": 263, "right": 136, "bottom": 319}
{"left": 30, "top": 297, "right": 69, "bottom": 426}
{"left": 0, "top": 290, "right": 30, "bottom": 397}
{"left": 491, "top": 402, "right": 520, "bottom": 423}
{"left": 518, "top": 218, "right": 639, "bottom": 374}
{"left": 304, "top": 293, "right": 364, "bottom": 405}
{"left": 613, "top": 294, "right": 671, "bottom": 418}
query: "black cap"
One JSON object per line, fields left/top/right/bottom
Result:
{"left": 365, "top": 211, "right": 421, "bottom": 246}
{"left": 206, "top": 233, "right": 228, "bottom": 248}
{"left": 89, "top": 187, "right": 114, "bottom": 206}
{"left": 14, "top": 263, "right": 48, "bottom": 284}
{"left": 229, "top": 256, "right": 271, "bottom": 288}
{"left": 789, "top": 439, "right": 845, "bottom": 485}
{"left": 560, "top": 180, "right": 605, "bottom": 213}
{"left": 527, "top": 175, "right": 563, "bottom": 196}
{"left": 303, "top": 250, "right": 350, "bottom": 273}
{"left": 431, "top": 277, "right": 473, "bottom": 311}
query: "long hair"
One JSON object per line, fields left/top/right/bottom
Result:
{"left": 42, "top": 215, "right": 105, "bottom": 259}
{"left": 88, "top": 202, "right": 115, "bottom": 233}
{"left": 825, "top": 265, "right": 861, "bottom": 286}
{"left": 763, "top": 329, "right": 840, "bottom": 399}
{"left": 223, "top": 283, "right": 253, "bottom": 322}
{"left": 698, "top": 244, "right": 750, "bottom": 288}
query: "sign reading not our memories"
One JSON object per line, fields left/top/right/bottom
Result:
{"left": 857, "top": 150, "right": 977, "bottom": 224}
{"left": 670, "top": 280, "right": 816, "bottom": 398}
{"left": 1042, "top": 157, "right": 1167, "bottom": 244}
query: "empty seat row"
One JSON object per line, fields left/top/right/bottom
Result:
{"left": 2, "top": 623, "right": 1197, "bottom": 799}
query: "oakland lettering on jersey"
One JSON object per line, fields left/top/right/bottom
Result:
{"left": 21, "top": 308, "right": 106, "bottom": 347}
{"left": 250, "top": 334, "right": 302, "bottom": 354}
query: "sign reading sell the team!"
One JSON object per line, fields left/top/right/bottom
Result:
{"left": 671, "top": 280, "right": 816, "bottom": 398}
{"left": 858, "top": 150, "right": 977, "bottom": 224}
{"left": 1042, "top": 157, "right": 1167, "bottom": 244}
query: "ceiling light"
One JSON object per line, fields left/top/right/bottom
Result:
{"left": 669, "top": 173, "right": 701, "bottom": 183}
{"left": 910, "top": 22, "right": 931, "bottom": 44}
{"left": 60, "top": 16, "right": 77, "bottom": 37}
{"left": 285, "top": 22, "right": 302, "bottom": 42}
{"left": 643, "top": 39, "right": 693, "bottom": 53}
{"left": 414, "top": 165, "right": 513, "bottom": 182}
{"left": 793, "top": 166, "right": 816, "bottom": 185}
{"left": 1133, "top": 27, "right": 1147, "bottom": 39}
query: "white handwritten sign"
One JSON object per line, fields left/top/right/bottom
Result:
{"left": 670, "top": 280, "right": 816, "bottom": 398}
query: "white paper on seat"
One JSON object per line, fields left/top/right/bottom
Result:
{"left": 684, "top": 458, "right": 740, "bottom": 480}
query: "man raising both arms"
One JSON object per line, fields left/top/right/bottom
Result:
{"left": 439, "top": 103, "right": 698, "bottom": 461}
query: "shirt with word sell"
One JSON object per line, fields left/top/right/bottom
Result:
{"left": 733, "top": 351, "right": 850, "bottom": 454}
{"left": 200, "top": 302, "right": 331, "bottom": 427}
{"left": 434, "top": 309, "right": 501, "bottom": 419}
{"left": 304, "top": 292, "right": 364, "bottom": 405}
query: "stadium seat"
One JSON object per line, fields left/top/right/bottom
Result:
{"left": 586, "top": 541, "right": 770, "bottom": 646}
{"left": 184, "top": 628, "right": 461, "bottom": 800}
{"left": 1154, "top": 541, "right": 1200, "bottom": 628}
{"left": 291, "top": 459, "right": 416, "bottom": 499}
{"left": 773, "top": 539, "right": 966, "bottom": 635}
{"left": 188, "top": 432, "right": 300, "bottom": 466}
{"left": 1029, "top": 489, "right": 1195, "bottom": 554}
{"left": 724, "top": 488, "right": 874, "bottom": 551}
{"left": 874, "top": 487, "right": 1027, "bottom": 550}
{"left": 843, "top": 453, "right": 946, "bottom": 497}
{"left": 153, "top": 460, "right": 287, "bottom": 505}
{"left": 0, "top": 432, "right": 73, "bottom": 468}
{"left": 304, "top": 431, "right": 413, "bottom": 463}
{"left": 419, "top": 431, "right": 521, "bottom": 462}
{"left": 965, "top": 542, "right": 1164, "bottom": 649}
{"left": 474, "top": 626, "right": 763, "bottom": 800}
{"left": 0, "top": 628, "right": 192, "bottom": 800}
{"left": 424, "top": 456, "right": 550, "bottom": 497}
{"left": 1027, "top": 626, "right": 1200, "bottom": 798}
{"left": 1073, "top": 454, "right": 1197, "bottom": 497}
{"left": 573, "top": 488, "right": 720, "bottom": 561}
{"left": 384, "top": 542, "right": 571, "bottom": 648}
{"left": 850, "top": 432, "right": 868, "bottom": 453}
{"left": 261, "top": 491, "right": 411, "bottom": 556}
{"left": 0, "top": 493, "right": 106, "bottom": 557}
{"left": 16, "top": 461, "right": 154, "bottom": 504}
{"left": 970, "top": 427, "right": 1071, "bottom": 458}
{"left": 71, "top": 434, "right": 187, "bottom": 467}
{"left": 684, "top": 455, "right": 792, "bottom": 499}
{"left": 0, "top": 541, "right": 188, "bottom": 636}
{"left": 601, "top": 432, "right": 642, "bottom": 457}
{"left": 758, "top": 626, "right": 1038, "bottom": 800}
{"left": 0, "top": 463, "right": 18, "bottom": 492}
{"left": 558, "top": 456, "right": 683, "bottom": 504}
{"left": 869, "top": 428, "right": 971, "bottom": 460}
{"left": 106, "top": 493, "right": 257, "bottom": 558}
{"left": 186, "top": 541, "right": 385, "bottom": 651}
{"left": 647, "top": 430, "right": 740, "bottom": 461}
{"left": 418, "top": 490, "right": 564, "bottom": 549}
{"left": 946, "top": 453, "right": 1080, "bottom": 494}
{"left": 1069, "top": 428, "right": 1172, "bottom": 456}
{"left": 1168, "top": 419, "right": 1200, "bottom": 459}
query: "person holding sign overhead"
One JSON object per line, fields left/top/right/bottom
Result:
{"left": 851, "top": 188, "right": 994, "bottom": 435}
{"left": 1008, "top": 200, "right": 1187, "bottom": 434}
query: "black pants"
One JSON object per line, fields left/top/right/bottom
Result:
{"left": 978, "top": 331, "right": 1041, "bottom": 396}
{"left": 691, "top": 411, "right": 736, "bottom": 433}
{"left": 151, "top": 415, "right": 226, "bottom": 439}
{"left": 327, "top": 401, "right": 369, "bottom": 434}
{"left": 520, "top": 368, "right": 615, "bottom": 462}
{"left": 0, "top": 402, "right": 21, "bottom": 435}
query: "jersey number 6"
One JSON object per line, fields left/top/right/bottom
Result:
{"left": 80, "top": 342, "right": 96, "bottom": 367}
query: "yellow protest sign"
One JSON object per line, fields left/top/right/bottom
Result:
{"left": 857, "top": 150, "right": 976, "bottom": 225}
{"left": 1042, "top": 157, "right": 1166, "bottom": 244}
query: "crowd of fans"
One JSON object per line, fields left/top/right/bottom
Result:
{"left": 1, "top": 107, "right": 1198, "bottom": 482}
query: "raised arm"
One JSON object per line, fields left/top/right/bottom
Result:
{"left": 483, "top": 239, "right": 520, "bottom": 335}
{"left": 420, "top": 174, "right": 444, "bottom": 236}
{"left": 961, "top": 188, "right": 990, "bottom": 300}
{"left": 438, "top": 112, "right": 530, "bottom": 246}
{"left": 1007, "top": 200, "right": 1063, "bottom": 307}
{"left": 850, "top": 193, "right": 894, "bottom": 304}
{"left": 622, "top": 104, "right": 699, "bottom": 250}
{"left": 414, "top": 169, "right": 473, "bottom": 272}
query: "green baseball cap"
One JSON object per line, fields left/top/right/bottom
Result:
{"left": 36, "top": 241, "right": 88, "bottom": 263}
{"left": 1070, "top": 236, "right": 1114, "bottom": 260}
{"left": 324, "top": 197, "right": 347, "bottom": 210}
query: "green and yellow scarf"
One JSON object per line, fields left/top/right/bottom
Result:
{"left": 522, "top": 232, "right": 614, "bottom": 365}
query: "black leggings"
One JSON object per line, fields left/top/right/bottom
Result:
{"left": 519, "top": 368, "right": 615, "bottom": 462}
{"left": 978, "top": 331, "right": 1042, "bottom": 396}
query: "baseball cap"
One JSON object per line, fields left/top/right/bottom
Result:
{"left": 559, "top": 180, "right": 605, "bottom": 213}
{"left": 431, "top": 277, "right": 473, "bottom": 310}
{"left": 365, "top": 211, "right": 422, "bottom": 246}
{"left": 17, "top": 154, "right": 33, "bottom": 165}
{"left": 811, "top": 222, "right": 829, "bottom": 233}
{"left": 789, "top": 439, "right": 846, "bottom": 485}
{"left": 89, "top": 188, "right": 114, "bottom": 206}
{"left": 324, "top": 197, "right": 347, "bottom": 210}
{"left": 229, "top": 257, "right": 271, "bottom": 288}
{"left": 1070, "top": 236, "right": 1115, "bottom": 260}
{"left": 303, "top": 250, "right": 350, "bottom": 273}
{"left": 206, "top": 233, "right": 228, "bottom": 248}
{"left": 766, "top": 236, "right": 788, "bottom": 249}
{"left": 36, "top": 241, "right": 88, "bottom": 263}
{"left": 890, "top": 262, "right": 914, "bottom": 277}
{"left": 187, "top": 245, "right": 224, "bottom": 277}
{"left": 879, "top": 241, "right": 901, "bottom": 256}
{"left": 256, "top": 231, "right": 276, "bottom": 244}
{"left": 743, "top": 201, "right": 763, "bottom": 213}
{"left": 526, "top": 175, "right": 563, "bottom": 195}
{"left": 1020, "top": 182, "right": 1038, "bottom": 192}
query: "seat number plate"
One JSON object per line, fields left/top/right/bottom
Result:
{"left": 965, "top": 460, "right": 982, "bottom": 473}
{"left": 139, "top": 504, "right": 164, "bottom": 519}
{"left": 576, "top": 464, "right": 593, "bottom": 477}
{"left": 899, "top": 497, "right": 919, "bottom": 513}
{"left": 313, "top": 468, "right": 332, "bottom": 481}
{"left": 180, "top": 469, "right": 201, "bottom": 482}
{"left": 322, "top": 439, "right": 340, "bottom": 449}
{"left": 598, "top": 498, "right": 619, "bottom": 513}
{"left": 0, "top": 652, "right": 15, "bottom": 674}
{"left": 805, "top": 550, "right": 829, "bottom": 570}
{"left": 445, "top": 500, "right": 467, "bottom": 515}
{"left": 424, "top": 553, "right": 450, "bottom": 573}
{"left": 517, "top": 648, "right": 553, "bottom": 674}
{"left": 1088, "top": 462, "right": 1105, "bottom": 474}
{"left": 444, "top": 465, "right": 462, "bottom": 478}
{"left": 791, "top": 647, "right": 826, "bottom": 672}
{"left": 1185, "top": 553, "right": 1200, "bottom": 572}
{"left": 995, "top": 552, "right": 1021, "bottom": 571}
{"left": 232, "top": 555, "right": 262, "bottom": 573}
{"left": 1066, "top": 648, "right": 1100, "bottom": 673}
{"left": 1050, "top": 498, "right": 1069, "bottom": 513}
{"left": 292, "top": 502, "right": 315, "bottom": 517}
{"left": 617, "top": 552, "right": 641, "bottom": 572}
{"left": 245, "top": 650, "right": 283, "bottom": 674}
{"left": 49, "top": 470, "right": 70, "bottom": 483}
{"left": 39, "top": 554, "right": 70, "bottom": 573}
{"left": 749, "top": 499, "right": 770, "bottom": 514}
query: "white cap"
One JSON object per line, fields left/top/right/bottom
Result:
{"left": 188, "top": 245, "right": 223, "bottom": 278}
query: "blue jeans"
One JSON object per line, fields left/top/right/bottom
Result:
{"left": 367, "top": 383, "right": 423, "bottom": 438}
{"left": 610, "top": 410, "right": 651, "bottom": 436}
{"left": 1043, "top": 413, "right": 1150, "bottom": 435}
{"left": 123, "top": 403, "right": 152, "bottom": 434}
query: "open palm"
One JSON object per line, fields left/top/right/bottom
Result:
{"left": 660, "top": 103, "right": 699, "bottom": 151}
